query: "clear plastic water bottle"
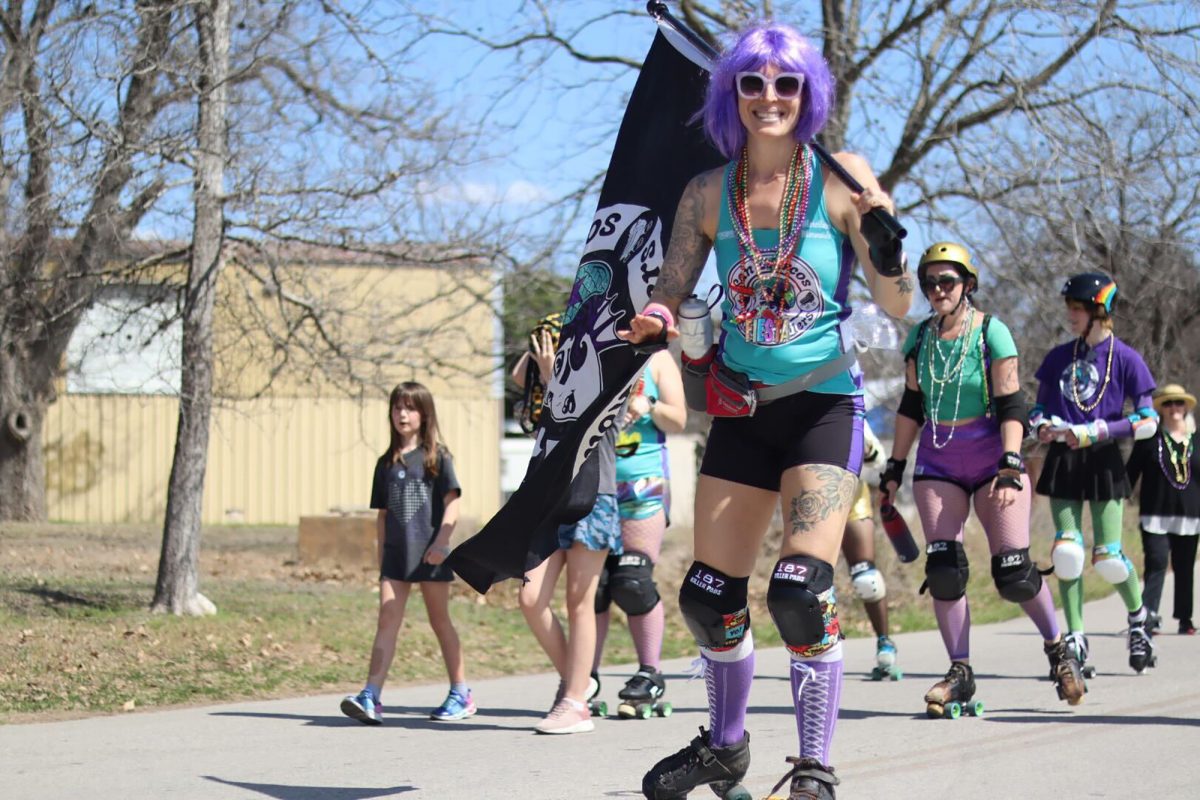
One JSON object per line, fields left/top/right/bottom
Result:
{"left": 847, "top": 302, "right": 900, "bottom": 352}
{"left": 677, "top": 295, "right": 713, "bottom": 361}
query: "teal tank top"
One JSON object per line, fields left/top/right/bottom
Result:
{"left": 713, "top": 149, "right": 861, "bottom": 394}
{"left": 615, "top": 367, "right": 669, "bottom": 483}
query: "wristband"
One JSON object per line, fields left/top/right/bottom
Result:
{"left": 999, "top": 451, "right": 1023, "bottom": 472}
{"left": 642, "top": 302, "right": 675, "bottom": 331}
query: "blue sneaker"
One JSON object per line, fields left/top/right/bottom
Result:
{"left": 340, "top": 690, "right": 382, "bottom": 725}
{"left": 430, "top": 689, "right": 477, "bottom": 721}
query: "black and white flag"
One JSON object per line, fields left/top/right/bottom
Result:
{"left": 448, "top": 27, "right": 724, "bottom": 593}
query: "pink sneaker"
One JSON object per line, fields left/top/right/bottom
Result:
{"left": 534, "top": 698, "right": 593, "bottom": 734}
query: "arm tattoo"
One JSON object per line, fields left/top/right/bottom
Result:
{"left": 788, "top": 465, "right": 858, "bottom": 535}
{"left": 653, "top": 173, "right": 712, "bottom": 301}
{"left": 895, "top": 272, "right": 914, "bottom": 297}
{"left": 992, "top": 356, "right": 1020, "bottom": 395}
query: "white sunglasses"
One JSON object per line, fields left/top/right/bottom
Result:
{"left": 735, "top": 71, "right": 805, "bottom": 100}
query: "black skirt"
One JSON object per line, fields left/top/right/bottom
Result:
{"left": 1036, "top": 441, "right": 1130, "bottom": 501}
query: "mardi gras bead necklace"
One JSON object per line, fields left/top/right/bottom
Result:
{"left": 924, "top": 307, "right": 978, "bottom": 449}
{"left": 1158, "top": 431, "right": 1194, "bottom": 490}
{"left": 1070, "top": 333, "right": 1115, "bottom": 413}
{"left": 727, "top": 143, "right": 812, "bottom": 325}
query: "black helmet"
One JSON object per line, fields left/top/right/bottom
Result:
{"left": 1061, "top": 272, "right": 1117, "bottom": 312}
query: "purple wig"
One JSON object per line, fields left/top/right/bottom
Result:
{"left": 700, "top": 24, "right": 835, "bottom": 160}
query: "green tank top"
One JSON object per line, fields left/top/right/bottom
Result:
{"left": 903, "top": 313, "right": 1018, "bottom": 422}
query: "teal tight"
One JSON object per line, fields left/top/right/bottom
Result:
{"left": 1050, "top": 499, "right": 1143, "bottom": 632}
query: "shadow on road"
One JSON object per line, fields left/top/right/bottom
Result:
{"left": 985, "top": 713, "right": 1200, "bottom": 727}
{"left": 203, "top": 776, "right": 415, "bottom": 799}
{"left": 209, "top": 709, "right": 522, "bottom": 732}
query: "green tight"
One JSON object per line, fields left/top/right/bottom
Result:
{"left": 1051, "top": 498, "right": 1143, "bottom": 632}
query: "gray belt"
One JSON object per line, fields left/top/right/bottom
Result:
{"left": 755, "top": 351, "right": 859, "bottom": 405}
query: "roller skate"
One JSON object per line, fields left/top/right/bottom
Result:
{"left": 1063, "top": 631, "right": 1096, "bottom": 679}
{"left": 1146, "top": 610, "right": 1162, "bottom": 636}
{"left": 764, "top": 757, "right": 839, "bottom": 800}
{"left": 617, "top": 666, "right": 672, "bottom": 719}
{"left": 1044, "top": 637, "right": 1086, "bottom": 705}
{"left": 1128, "top": 615, "right": 1157, "bottom": 674}
{"left": 869, "top": 635, "right": 902, "bottom": 681}
{"left": 924, "top": 661, "right": 982, "bottom": 719}
{"left": 586, "top": 671, "right": 607, "bottom": 717}
{"left": 641, "top": 726, "right": 752, "bottom": 800}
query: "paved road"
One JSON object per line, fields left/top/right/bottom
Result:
{"left": 3, "top": 588, "right": 1197, "bottom": 799}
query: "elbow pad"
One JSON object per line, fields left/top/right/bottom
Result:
{"left": 992, "top": 391, "right": 1029, "bottom": 434}
{"left": 897, "top": 386, "right": 925, "bottom": 425}
{"left": 1130, "top": 407, "right": 1159, "bottom": 441}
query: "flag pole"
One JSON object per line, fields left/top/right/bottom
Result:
{"left": 645, "top": 1, "right": 907, "bottom": 247}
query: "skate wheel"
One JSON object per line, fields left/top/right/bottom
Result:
{"left": 890, "top": 668, "right": 903, "bottom": 681}
{"left": 590, "top": 701, "right": 607, "bottom": 717}
{"left": 945, "top": 702, "right": 962, "bottom": 719}
{"left": 869, "top": 668, "right": 884, "bottom": 682}
{"left": 1082, "top": 666, "right": 1096, "bottom": 679}
{"left": 637, "top": 703, "right": 653, "bottom": 720}
{"left": 966, "top": 700, "right": 984, "bottom": 717}
{"left": 722, "top": 785, "right": 753, "bottom": 800}
{"left": 656, "top": 702, "right": 673, "bottom": 718}
{"left": 925, "top": 703, "right": 944, "bottom": 719}
{"left": 616, "top": 702, "right": 634, "bottom": 719}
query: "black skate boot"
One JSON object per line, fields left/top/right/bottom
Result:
{"left": 766, "top": 757, "right": 839, "bottom": 800}
{"left": 641, "top": 726, "right": 751, "bottom": 800}
{"left": 924, "top": 661, "right": 981, "bottom": 719}
{"left": 1044, "top": 637, "right": 1086, "bottom": 705}
{"left": 618, "top": 666, "right": 670, "bottom": 719}
{"left": 1128, "top": 615, "right": 1157, "bottom": 674}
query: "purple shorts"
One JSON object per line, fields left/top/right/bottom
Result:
{"left": 914, "top": 417, "right": 1004, "bottom": 493}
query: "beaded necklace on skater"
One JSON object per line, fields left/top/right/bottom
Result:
{"left": 1157, "top": 430, "right": 1194, "bottom": 490}
{"left": 922, "top": 301, "right": 981, "bottom": 449}
{"left": 726, "top": 143, "right": 812, "bottom": 327}
{"left": 1069, "top": 331, "right": 1115, "bottom": 413}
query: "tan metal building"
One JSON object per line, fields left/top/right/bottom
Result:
{"left": 43, "top": 247, "right": 503, "bottom": 530}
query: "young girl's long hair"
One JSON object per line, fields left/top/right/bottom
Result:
{"left": 388, "top": 381, "right": 448, "bottom": 477}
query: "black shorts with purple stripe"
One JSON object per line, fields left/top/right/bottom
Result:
{"left": 700, "top": 392, "right": 865, "bottom": 492}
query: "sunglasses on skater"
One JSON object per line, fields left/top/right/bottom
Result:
{"left": 735, "top": 71, "right": 805, "bottom": 100}
{"left": 1161, "top": 399, "right": 1187, "bottom": 408}
{"left": 920, "top": 275, "right": 964, "bottom": 294}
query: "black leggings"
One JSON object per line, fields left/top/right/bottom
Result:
{"left": 1141, "top": 528, "right": 1199, "bottom": 622}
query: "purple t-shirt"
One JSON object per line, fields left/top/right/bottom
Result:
{"left": 1034, "top": 334, "right": 1155, "bottom": 424}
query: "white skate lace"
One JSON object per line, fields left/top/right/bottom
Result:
{"left": 791, "top": 661, "right": 833, "bottom": 762}
{"left": 684, "top": 656, "right": 706, "bottom": 682}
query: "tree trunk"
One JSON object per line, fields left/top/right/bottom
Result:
{"left": 152, "top": 0, "right": 229, "bottom": 616}
{"left": 0, "top": 355, "right": 47, "bottom": 521}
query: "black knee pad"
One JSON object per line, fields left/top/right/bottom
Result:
{"left": 678, "top": 561, "right": 750, "bottom": 650}
{"left": 594, "top": 555, "right": 615, "bottom": 614}
{"left": 766, "top": 555, "right": 835, "bottom": 648}
{"left": 610, "top": 551, "right": 660, "bottom": 616}
{"left": 992, "top": 548, "right": 1042, "bottom": 603}
{"left": 924, "top": 541, "right": 969, "bottom": 600}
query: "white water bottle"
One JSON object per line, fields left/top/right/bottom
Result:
{"left": 677, "top": 295, "right": 713, "bottom": 360}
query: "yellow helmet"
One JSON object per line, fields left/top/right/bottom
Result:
{"left": 918, "top": 241, "right": 978, "bottom": 282}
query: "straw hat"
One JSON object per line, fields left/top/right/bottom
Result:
{"left": 1153, "top": 383, "right": 1197, "bottom": 412}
